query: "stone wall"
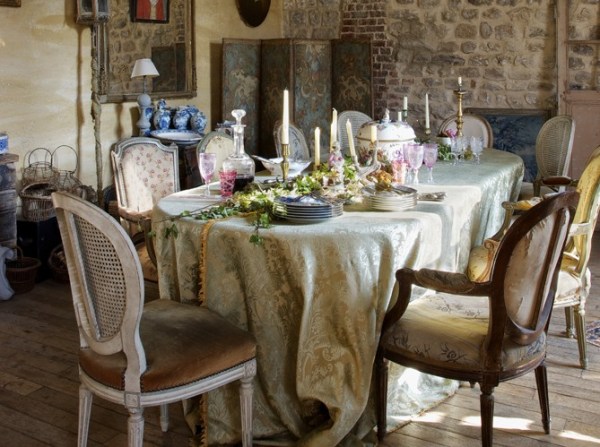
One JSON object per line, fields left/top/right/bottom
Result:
{"left": 283, "top": 0, "right": 560, "bottom": 135}
{"left": 283, "top": 0, "right": 342, "bottom": 38}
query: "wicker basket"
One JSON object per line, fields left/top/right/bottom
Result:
{"left": 6, "top": 247, "right": 41, "bottom": 294}
{"left": 48, "top": 244, "right": 69, "bottom": 283}
{"left": 20, "top": 181, "right": 57, "bottom": 222}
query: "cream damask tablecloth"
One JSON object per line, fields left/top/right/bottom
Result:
{"left": 153, "top": 149, "right": 524, "bottom": 446}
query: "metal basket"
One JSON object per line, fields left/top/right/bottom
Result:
{"left": 22, "top": 147, "right": 59, "bottom": 187}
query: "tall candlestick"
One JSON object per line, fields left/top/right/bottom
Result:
{"left": 282, "top": 89, "right": 289, "bottom": 145}
{"left": 425, "top": 93, "right": 430, "bottom": 130}
{"left": 331, "top": 108, "right": 337, "bottom": 150}
{"left": 403, "top": 96, "right": 408, "bottom": 111}
{"left": 346, "top": 119, "right": 356, "bottom": 159}
{"left": 314, "top": 127, "right": 320, "bottom": 167}
{"left": 458, "top": 76, "right": 462, "bottom": 87}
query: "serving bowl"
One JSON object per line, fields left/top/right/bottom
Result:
{"left": 255, "top": 157, "right": 311, "bottom": 176}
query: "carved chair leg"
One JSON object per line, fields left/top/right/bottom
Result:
{"left": 573, "top": 305, "right": 587, "bottom": 369}
{"left": 535, "top": 363, "right": 551, "bottom": 434}
{"left": 159, "top": 404, "right": 169, "bottom": 432}
{"left": 376, "top": 353, "right": 389, "bottom": 442}
{"left": 128, "top": 407, "right": 145, "bottom": 447}
{"left": 78, "top": 384, "right": 93, "bottom": 447}
{"left": 564, "top": 307, "right": 575, "bottom": 338}
{"left": 479, "top": 383, "right": 495, "bottom": 447}
{"left": 239, "top": 373, "right": 254, "bottom": 447}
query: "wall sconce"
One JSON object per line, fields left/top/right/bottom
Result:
{"left": 131, "top": 58, "right": 160, "bottom": 136}
{"left": 76, "top": 0, "right": 109, "bottom": 25}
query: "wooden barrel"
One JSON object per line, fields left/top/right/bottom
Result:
{"left": 0, "top": 189, "right": 17, "bottom": 248}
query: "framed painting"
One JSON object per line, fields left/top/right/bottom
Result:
{"left": 98, "top": 0, "right": 195, "bottom": 103}
{"left": 0, "top": 0, "right": 21, "bottom": 6}
{"left": 466, "top": 108, "right": 552, "bottom": 182}
{"left": 131, "top": 0, "right": 169, "bottom": 23}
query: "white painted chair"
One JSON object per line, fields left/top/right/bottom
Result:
{"left": 111, "top": 137, "right": 180, "bottom": 283}
{"left": 52, "top": 191, "right": 257, "bottom": 447}
{"left": 196, "top": 131, "right": 235, "bottom": 182}
{"left": 273, "top": 121, "right": 311, "bottom": 160}
{"left": 438, "top": 113, "right": 494, "bottom": 149}
{"left": 337, "top": 110, "right": 371, "bottom": 155}
{"left": 519, "top": 115, "right": 576, "bottom": 199}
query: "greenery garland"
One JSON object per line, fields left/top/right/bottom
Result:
{"left": 156, "top": 158, "right": 361, "bottom": 246}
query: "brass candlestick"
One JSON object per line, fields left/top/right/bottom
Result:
{"left": 454, "top": 84, "right": 466, "bottom": 137}
{"left": 424, "top": 126, "right": 431, "bottom": 141}
{"left": 281, "top": 143, "right": 290, "bottom": 182}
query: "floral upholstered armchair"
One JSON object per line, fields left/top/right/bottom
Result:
{"left": 111, "top": 137, "right": 180, "bottom": 282}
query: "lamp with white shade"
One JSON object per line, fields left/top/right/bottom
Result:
{"left": 131, "top": 58, "right": 159, "bottom": 136}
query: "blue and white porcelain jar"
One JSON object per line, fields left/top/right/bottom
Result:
{"left": 173, "top": 106, "right": 199, "bottom": 130}
{"left": 190, "top": 111, "right": 207, "bottom": 134}
{"left": 152, "top": 99, "right": 171, "bottom": 130}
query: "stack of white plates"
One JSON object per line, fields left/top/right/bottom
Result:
{"left": 273, "top": 196, "right": 343, "bottom": 223}
{"left": 365, "top": 186, "right": 417, "bottom": 211}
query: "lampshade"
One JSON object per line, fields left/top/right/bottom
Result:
{"left": 131, "top": 59, "right": 159, "bottom": 79}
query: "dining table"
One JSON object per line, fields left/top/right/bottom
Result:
{"left": 152, "top": 148, "right": 524, "bottom": 446}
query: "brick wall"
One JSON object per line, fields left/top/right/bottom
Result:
{"left": 283, "top": 0, "right": 561, "bottom": 136}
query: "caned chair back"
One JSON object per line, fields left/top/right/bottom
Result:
{"left": 535, "top": 115, "right": 575, "bottom": 182}
{"left": 438, "top": 113, "right": 494, "bottom": 148}
{"left": 337, "top": 110, "right": 372, "bottom": 155}
{"left": 273, "top": 120, "right": 311, "bottom": 160}
{"left": 197, "top": 131, "right": 235, "bottom": 182}
{"left": 111, "top": 137, "right": 179, "bottom": 216}
{"left": 52, "top": 191, "right": 146, "bottom": 390}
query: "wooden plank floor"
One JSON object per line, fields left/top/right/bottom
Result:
{"left": 1, "top": 236, "right": 599, "bottom": 447}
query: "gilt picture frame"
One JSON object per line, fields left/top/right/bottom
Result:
{"left": 0, "top": 0, "right": 21, "bottom": 7}
{"left": 99, "top": 0, "right": 195, "bottom": 103}
{"left": 131, "top": 0, "right": 169, "bottom": 23}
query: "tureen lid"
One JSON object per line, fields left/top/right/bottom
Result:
{"left": 357, "top": 109, "right": 416, "bottom": 143}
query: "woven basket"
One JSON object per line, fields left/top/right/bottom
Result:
{"left": 6, "top": 247, "right": 41, "bottom": 294}
{"left": 20, "top": 181, "right": 57, "bottom": 222}
{"left": 48, "top": 244, "right": 69, "bottom": 283}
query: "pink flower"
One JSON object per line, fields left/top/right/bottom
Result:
{"left": 443, "top": 129, "right": 457, "bottom": 138}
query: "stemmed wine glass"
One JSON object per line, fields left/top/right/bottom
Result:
{"left": 198, "top": 152, "right": 217, "bottom": 197}
{"left": 406, "top": 143, "right": 424, "bottom": 185}
{"left": 450, "top": 136, "right": 466, "bottom": 165}
{"left": 423, "top": 143, "right": 438, "bottom": 183}
{"left": 470, "top": 136, "right": 484, "bottom": 164}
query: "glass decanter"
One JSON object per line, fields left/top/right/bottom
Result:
{"left": 225, "top": 109, "right": 255, "bottom": 192}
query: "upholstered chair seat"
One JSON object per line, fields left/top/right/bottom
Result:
{"left": 377, "top": 192, "right": 578, "bottom": 447}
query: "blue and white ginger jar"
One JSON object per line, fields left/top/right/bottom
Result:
{"left": 152, "top": 99, "right": 171, "bottom": 130}
{"left": 190, "top": 111, "right": 207, "bottom": 134}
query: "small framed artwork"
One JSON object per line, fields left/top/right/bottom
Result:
{"left": 131, "top": 0, "right": 169, "bottom": 23}
{"left": 0, "top": 0, "right": 21, "bottom": 7}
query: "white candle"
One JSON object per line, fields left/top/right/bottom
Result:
{"left": 425, "top": 93, "right": 430, "bottom": 130}
{"left": 282, "top": 89, "right": 289, "bottom": 145}
{"left": 314, "top": 127, "right": 320, "bottom": 167}
{"left": 403, "top": 96, "right": 408, "bottom": 110}
{"left": 346, "top": 119, "right": 356, "bottom": 158}
{"left": 331, "top": 108, "right": 337, "bottom": 149}
{"left": 370, "top": 124, "right": 377, "bottom": 143}
{"left": 458, "top": 76, "right": 462, "bottom": 87}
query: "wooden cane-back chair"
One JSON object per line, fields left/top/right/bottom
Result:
{"left": 52, "top": 191, "right": 257, "bottom": 447}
